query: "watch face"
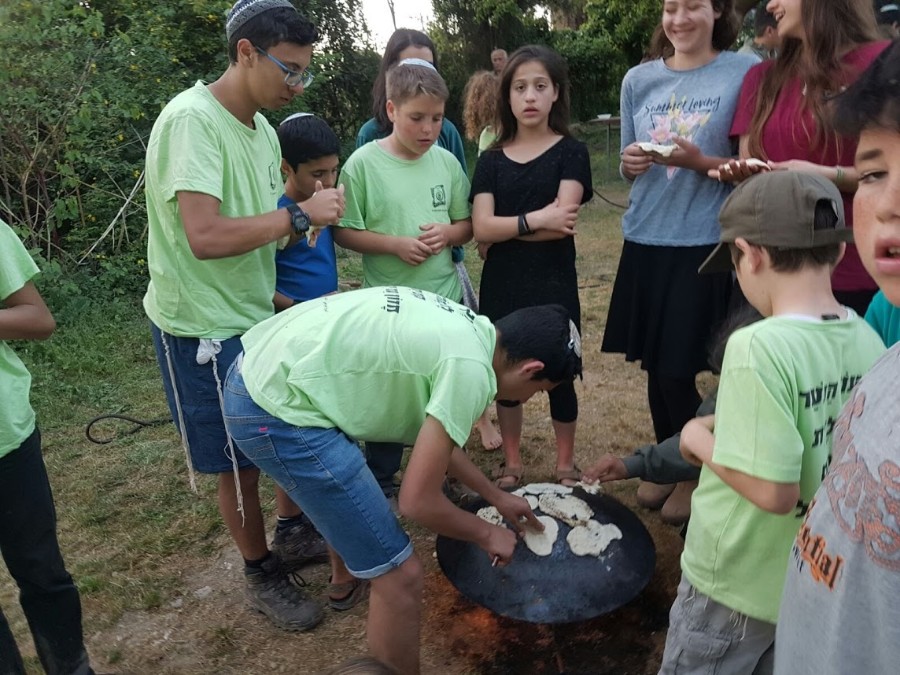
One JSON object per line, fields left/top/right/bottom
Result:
{"left": 290, "top": 205, "right": 310, "bottom": 234}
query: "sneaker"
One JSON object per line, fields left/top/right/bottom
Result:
{"left": 272, "top": 515, "right": 329, "bottom": 570}
{"left": 245, "top": 556, "right": 324, "bottom": 632}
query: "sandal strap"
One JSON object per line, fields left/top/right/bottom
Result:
{"left": 491, "top": 464, "right": 523, "bottom": 480}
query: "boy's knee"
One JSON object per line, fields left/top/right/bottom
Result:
{"left": 375, "top": 554, "right": 424, "bottom": 601}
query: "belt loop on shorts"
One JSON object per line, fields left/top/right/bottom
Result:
{"left": 235, "top": 351, "right": 243, "bottom": 374}
{"left": 161, "top": 330, "right": 198, "bottom": 493}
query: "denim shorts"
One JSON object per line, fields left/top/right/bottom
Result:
{"left": 222, "top": 357, "right": 413, "bottom": 579}
{"left": 150, "top": 323, "right": 254, "bottom": 474}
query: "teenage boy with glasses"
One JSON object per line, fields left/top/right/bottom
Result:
{"left": 143, "top": 0, "right": 344, "bottom": 631}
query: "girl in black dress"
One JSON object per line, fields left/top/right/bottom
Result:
{"left": 470, "top": 45, "right": 593, "bottom": 488}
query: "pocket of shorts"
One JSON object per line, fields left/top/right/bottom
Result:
{"left": 230, "top": 433, "right": 276, "bottom": 462}
{"left": 673, "top": 627, "right": 731, "bottom": 673}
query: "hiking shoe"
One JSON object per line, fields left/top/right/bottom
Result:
{"left": 272, "top": 514, "right": 329, "bottom": 570}
{"left": 245, "top": 556, "right": 324, "bottom": 632}
{"left": 328, "top": 577, "right": 370, "bottom": 611}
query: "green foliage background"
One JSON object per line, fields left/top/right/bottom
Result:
{"left": 0, "top": 0, "right": 668, "bottom": 314}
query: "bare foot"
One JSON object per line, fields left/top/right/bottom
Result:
{"left": 476, "top": 417, "right": 502, "bottom": 450}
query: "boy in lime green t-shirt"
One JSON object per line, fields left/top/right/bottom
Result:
{"left": 143, "top": 0, "right": 344, "bottom": 633}
{"left": 659, "top": 172, "right": 885, "bottom": 673}
{"left": 0, "top": 219, "right": 95, "bottom": 673}
{"left": 333, "top": 59, "right": 478, "bottom": 502}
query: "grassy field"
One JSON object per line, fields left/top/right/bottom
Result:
{"left": 1, "top": 131, "right": 697, "bottom": 673}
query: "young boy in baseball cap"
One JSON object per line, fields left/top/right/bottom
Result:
{"left": 659, "top": 171, "right": 885, "bottom": 673}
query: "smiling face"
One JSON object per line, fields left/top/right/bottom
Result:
{"left": 766, "top": 0, "right": 804, "bottom": 41}
{"left": 662, "top": 0, "right": 720, "bottom": 58}
{"left": 508, "top": 60, "right": 558, "bottom": 128}
{"left": 853, "top": 127, "right": 900, "bottom": 305}
{"left": 386, "top": 94, "right": 445, "bottom": 159}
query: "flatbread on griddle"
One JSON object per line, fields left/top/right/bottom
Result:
{"left": 522, "top": 516, "right": 558, "bottom": 556}
{"left": 522, "top": 483, "right": 573, "bottom": 496}
{"left": 476, "top": 506, "right": 504, "bottom": 527}
{"left": 537, "top": 493, "right": 594, "bottom": 527}
{"left": 566, "top": 520, "right": 622, "bottom": 557}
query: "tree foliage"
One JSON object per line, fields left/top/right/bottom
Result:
{"left": 0, "top": 0, "right": 375, "bottom": 299}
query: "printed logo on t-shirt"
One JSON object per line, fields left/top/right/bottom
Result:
{"left": 431, "top": 184, "right": 446, "bottom": 208}
{"left": 268, "top": 163, "right": 278, "bottom": 191}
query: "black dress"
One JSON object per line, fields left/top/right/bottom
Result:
{"left": 469, "top": 136, "right": 593, "bottom": 329}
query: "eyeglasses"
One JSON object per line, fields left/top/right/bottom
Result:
{"left": 254, "top": 46, "right": 314, "bottom": 88}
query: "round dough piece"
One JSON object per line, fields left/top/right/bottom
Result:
{"left": 566, "top": 520, "right": 623, "bottom": 557}
{"left": 523, "top": 516, "right": 559, "bottom": 556}
{"left": 522, "top": 483, "right": 573, "bottom": 496}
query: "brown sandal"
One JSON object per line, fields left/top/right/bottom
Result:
{"left": 491, "top": 464, "right": 523, "bottom": 489}
{"left": 556, "top": 466, "right": 582, "bottom": 487}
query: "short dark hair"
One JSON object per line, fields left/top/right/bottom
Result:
{"left": 833, "top": 38, "right": 900, "bottom": 137}
{"left": 728, "top": 199, "right": 844, "bottom": 272}
{"left": 227, "top": 7, "right": 318, "bottom": 64}
{"left": 278, "top": 115, "right": 340, "bottom": 170}
{"left": 495, "top": 304, "right": 582, "bottom": 383}
{"left": 753, "top": 3, "right": 778, "bottom": 35}
{"left": 371, "top": 29, "right": 438, "bottom": 133}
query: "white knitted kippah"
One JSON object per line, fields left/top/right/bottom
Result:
{"left": 226, "top": 0, "right": 295, "bottom": 40}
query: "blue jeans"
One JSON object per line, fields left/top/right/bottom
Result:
{"left": 222, "top": 358, "right": 413, "bottom": 578}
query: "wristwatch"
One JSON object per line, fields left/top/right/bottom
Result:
{"left": 285, "top": 202, "right": 311, "bottom": 236}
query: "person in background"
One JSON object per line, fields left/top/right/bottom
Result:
{"left": 875, "top": 0, "right": 900, "bottom": 37}
{"left": 738, "top": 1, "right": 782, "bottom": 60}
{"left": 601, "top": 0, "right": 756, "bottom": 525}
{"left": 462, "top": 70, "right": 500, "bottom": 156}
{"left": 774, "top": 42, "right": 900, "bottom": 673}
{"left": 490, "top": 48, "right": 508, "bottom": 75}
{"left": 143, "top": 0, "right": 343, "bottom": 631}
{"left": 0, "top": 219, "right": 95, "bottom": 675}
{"left": 714, "top": 0, "right": 889, "bottom": 316}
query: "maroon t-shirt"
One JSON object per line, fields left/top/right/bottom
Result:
{"left": 730, "top": 41, "right": 890, "bottom": 292}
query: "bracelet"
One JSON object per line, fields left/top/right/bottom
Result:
{"left": 835, "top": 167, "right": 845, "bottom": 185}
{"left": 517, "top": 213, "right": 532, "bottom": 236}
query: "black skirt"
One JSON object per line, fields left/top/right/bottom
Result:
{"left": 601, "top": 241, "right": 732, "bottom": 378}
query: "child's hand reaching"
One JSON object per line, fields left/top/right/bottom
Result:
{"left": 393, "top": 236, "right": 433, "bottom": 266}
{"left": 529, "top": 198, "right": 578, "bottom": 235}
{"left": 418, "top": 223, "right": 451, "bottom": 255}
{"left": 582, "top": 455, "right": 630, "bottom": 484}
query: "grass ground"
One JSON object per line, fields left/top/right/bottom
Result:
{"left": 1, "top": 132, "right": 703, "bottom": 673}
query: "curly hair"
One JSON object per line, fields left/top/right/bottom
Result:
{"left": 462, "top": 71, "right": 499, "bottom": 141}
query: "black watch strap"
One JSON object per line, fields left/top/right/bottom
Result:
{"left": 285, "top": 203, "right": 311, "bottom": 235}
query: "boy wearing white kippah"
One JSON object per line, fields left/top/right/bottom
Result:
{"left": 144, "top": 0, "right": 344, "bottom": 632}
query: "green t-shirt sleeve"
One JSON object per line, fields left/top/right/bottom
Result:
{"left": 0, "top": 221, "right": 39, "bottom": 300}
{"left": 337, "top": 158, "right": 367, "bottom": 231}
{"left": 154, "top": 110, "right": 224, "bottom": 203}
{"left": 713, "top": 357, "right": 804, "bottom": 484}
{"left": 425, "top": 357, "right": 493, "bottom": 447}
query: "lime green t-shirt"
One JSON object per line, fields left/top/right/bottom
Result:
{"left": 681, "top": 315, "right": 885, "bottom": 623}
{"left": 143, "top": 81, "right": 282, "bottom": 338}
{"left": 0, "top": 220, "right": 40, "bottom": 458}
{"left": 241, "top": 286, "right": 496, "bottom": 447}
{"left": 337, "top": 142, "right": 471, "bottom": 302}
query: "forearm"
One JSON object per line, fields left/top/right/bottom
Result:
{"left": 273, "top": 291, "right": 294, "bottom": 313}
{"left": 331, "top": 227, "right": 397, "bottom": 255}
{"left": 626, "top": 436, "right": 701, "bottom": 484}
{"left": 185, "top": 208, "right": 292, "bottom": 260}
{"left": 472, "top": 213, "right": 526, "bottom": 243}
{"left": 0, "top": 304, "right": 55, "bottom": 340}
{"left": 445, "top": 219, "right": 474, "bottom": 246}
{"left": 703, "top": 461, "right": 800, "bottom": 514}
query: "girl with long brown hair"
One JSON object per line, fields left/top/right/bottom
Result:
{"left": 716, "top": 0, "right": 888, "bottom": 314}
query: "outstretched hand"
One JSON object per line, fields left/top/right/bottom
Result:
{"left": 582, "top": 455, "right": 630, "bottom": 484}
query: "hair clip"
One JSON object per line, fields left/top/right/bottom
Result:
{"left": 398, "top": 58, "right": 437, "bottom": 71}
